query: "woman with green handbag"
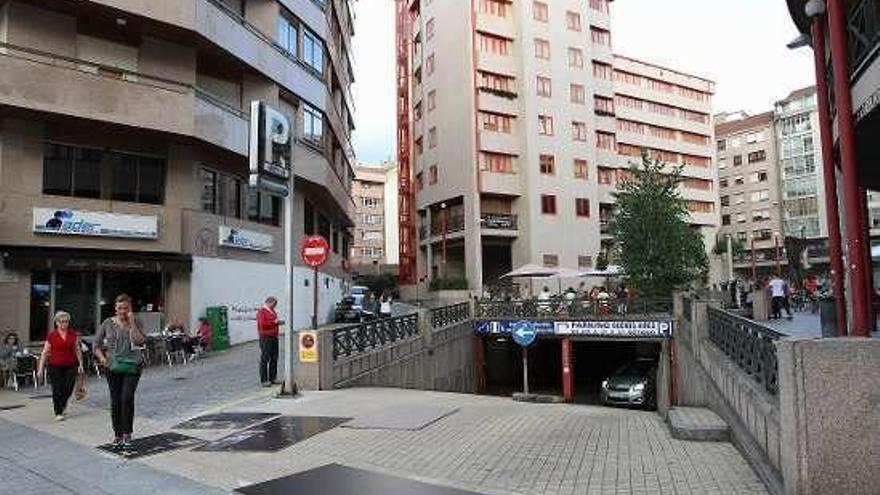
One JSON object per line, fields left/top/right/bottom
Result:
{"left": 94, "top": 294, "right": 146, "bottom": 453}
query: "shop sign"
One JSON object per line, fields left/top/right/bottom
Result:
{"left": 554, "top": 320, "right": 673, "bottom": 338}
{"left": 33, "top": 208, "right": 158, "bottom": 239}
{"left": 218, "top": 226, "right": 273, "bottom": 252}
{"left": 299, "top": 331, "right": 318, "bottom": 363}
{"left": 249, "top": 101, "right": 292, "bottom": 197}
{"left": 474, "top": 320, "right": 554, "bottom": 335}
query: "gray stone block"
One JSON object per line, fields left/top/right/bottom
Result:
{"left": 668, "top": 407, "right": 730, "bottom": 442}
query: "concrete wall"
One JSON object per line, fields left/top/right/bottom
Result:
{"left": 776, "top": 338, "right": 880, "bottom": 495}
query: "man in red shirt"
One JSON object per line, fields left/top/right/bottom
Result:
{"left": 256, "top": 296, "right": 284, "bottom": 386}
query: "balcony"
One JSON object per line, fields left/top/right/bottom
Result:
{"left": 481, "top": 213, "right": 517, "bottom": 230}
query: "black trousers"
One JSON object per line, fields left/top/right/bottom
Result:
{"left": 771, "top": 296, "right": 784, "bottom": 319}
{"left": 259, "top": 336, "right": 279, "bottom": 383}
{"left": 106, "top": 371, "right": 141, "bottom": 436}
{"left": 48, "top": 365, "right": 77, "bottom": 415}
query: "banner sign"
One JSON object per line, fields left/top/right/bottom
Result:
{"left": 554, "top": 320, "right": 673, "bottom": 338}
{"left": 249, "top": 101, "right": 292, "bottom": 197}
{"left": 299, "top": 331, "right": 318, "bottom": 363}
{"left": 33, "top": 208, "right": 158, "bottom": 239}
{"left": 474, "top": 320, "right": 554, "bottom": 335}
{"left": 218, "top": 226, "right": 273, "bottom": 252}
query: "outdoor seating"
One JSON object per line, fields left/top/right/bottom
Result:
{"left": 12, "top": 354, "right": 39, "bottom": 391}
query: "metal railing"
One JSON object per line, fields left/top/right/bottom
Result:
{"left": 475, "top": 297, "right": 673, "bottom": 320}
{"left": 430, "top": 302, "right": 471, "bottom": 329}
{"left": 848, "top": 0, "right": 880, "bottom": 79}
{"left": 682, "top": 296, "right": 693, "bottom": 323}
{"left": 332, "top": 313, "right": 419, "bottom": 359}
{"left": 707, "top": 307, "right": 783, "bottom": 395}
{"left": 480, "top": 213, "right": 518, "bottom": 230}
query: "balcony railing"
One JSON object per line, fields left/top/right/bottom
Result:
{"left": 475, "top": 297, "right": 673, "bottom": 320}
{"left": 332, "top": 313, "right": 419, "bottom": 359}
{"left": 848, "top": 0, "right": 880, "bottom": 79}
{"left": 480, "top": 213, "right": 517, "bottom": 230}
{"left": 430, "top": 214, "right": 466, "bottom": 236}
{"left": 707, "top": 307, "right": 783, "bottom": 395}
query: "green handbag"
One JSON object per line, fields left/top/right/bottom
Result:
{"left": 110, "top": 354, "right": 142, "bottom": 375}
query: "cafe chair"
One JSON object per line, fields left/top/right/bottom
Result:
{"left": 12, "top": 355, "right": 39, "bottom": 391}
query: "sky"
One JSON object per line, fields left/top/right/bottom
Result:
{"left": 351, "top": 0, "right": 815, "bottom": 164}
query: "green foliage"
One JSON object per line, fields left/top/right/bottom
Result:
{"left": 595, "top": 252, "right": 609, "bottom": 271}
{"left": 356, "top": 274, "right": 397, "bottom": 295}
{"left": 712, "top": 236, "right": 745, "bottom": 257}
{"left": 610, "top": 151, "right": 709, "bottom": 297}
{"left": 429, "top": 277, "right": 469, "bottom": 291}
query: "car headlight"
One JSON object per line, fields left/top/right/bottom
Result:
{"left": 601, "top": 380, "right": 608, "bottom": 389}
{"left": 631, "top": 383, "right": 645, "bottom": 392}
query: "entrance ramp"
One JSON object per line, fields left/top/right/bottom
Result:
{"left": 668, "top": 407, "right": 730, "bottom": 442}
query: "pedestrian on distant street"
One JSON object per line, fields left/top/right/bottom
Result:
{"left": 379, "top": 291, "right": 393, "bottom": 318}
{"left": 616, "top": 285, "right": 629, "bottom": 315}
{"left": 94, "top": 294, "right": 146, "bottom": 453}
{"left": 256, "top": 297, "right": 284, "bottom": 387}
{"left": 767, "top": 276, "right": 792, "bottom": 320}
{"left": 36, "top": 311, "right": 84, "bottom": 421}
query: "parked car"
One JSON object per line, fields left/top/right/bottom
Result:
{"left": 349, "top": 286, "right": 368, "bottom": 310}
{"left": 334, "top": 297, "right": 362, "bottom": 323}
{"left": 600, "top": 358, "right": 657, "bottom": 409}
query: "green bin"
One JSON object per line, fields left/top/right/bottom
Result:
{"left": 206, "top": 306, "right": 230, "bottom": 351}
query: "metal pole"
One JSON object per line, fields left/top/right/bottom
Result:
{"left": 726, "top": 234, "right": 734, "bottom": 282}
{"left": 441, "top": 205, "right": 448, "bottom": 279}
{"left": 827, "top": 0, "right": 871, "bottom": 336}
{"left": 283, "top": 178, "right": 297, "bottom": 396}
{"left": 751, "top": 236, "right": 756, "bottom": 282}
{"left": 775, "top": 234, "right": 781, "bottom": 276}
{"left": 311, "top": 266, "right": 318, "bottom": 330}
{"left": 522, "top": 346, "right": 529, "bottom": 395}
{"left": 810, "top": 16, "right": 847, "bottom": 334}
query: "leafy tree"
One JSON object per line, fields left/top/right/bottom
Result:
{"left": 712, "top": 236, "right": 745, "bottom": 258}
{"left": 610, "top": 152, "right": 709, "bottom": 297}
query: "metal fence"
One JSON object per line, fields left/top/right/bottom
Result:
{"left": 332, "top": 313, "right": 419, "bottom": 360}
{"left": 475, "top": 297, "right": 673, "bottom": 320}
{"left": 682, "top": 296, "right": 693, "bottom": 322}
{"left": 430, "top": 302, "right": 471, "bottom": 328}
{"left": 707, "top": 307, "right": 783, "bottom": 395}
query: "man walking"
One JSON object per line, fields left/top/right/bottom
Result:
{"left": 256, "top": 297, "right": 284, "bottom": 387}
{"left": 767, "top": 276, "right": 792, "bottom": 320}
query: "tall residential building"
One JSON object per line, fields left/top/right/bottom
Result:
{"left": 715, "top": 112, "right": 784, "bottom": 275}
{"left": 351, "top": 165, "right": 388, "bottom": 266}
{"left": 0, "top": 0, "right": 356, "bottom": 344}
{"left": 401, "top": 0, "right": 715, "bottom": 290}
{"left": 774, "top": 87, "right": 827, "bottom": 240}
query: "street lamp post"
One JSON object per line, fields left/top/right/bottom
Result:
{"left": 775, "top": 232, "right": 781, "bottom": 276}
{"left": 726, "top": 233, "right": 734, "bottom": 283}
{"left": 750, "top": 234, "right": 757, "bottom": 282}
{"left": 440, "top": 202, "right": 448, "bottom": 280}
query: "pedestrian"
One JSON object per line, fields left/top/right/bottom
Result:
{"left": 767, "top": 275, "right": 789, "bottom": 320}
{"left": 36, "top": 311, "right": 84, "bottom": 421}
{"left": 1, "top": 331, "right": 21, "bottom": 386}
{"left": 256, "top": 296, "right": 284, "bottom": 387}
{"left": 195, "top": 317, "right": 213, "bottom": 354}
{"left": 94, "top": 294, "right": 146, "bottom": 453}
{"left": 379, "top": 291, "right": 393, "bottom": 318}
{"left": 616, "top": 285, "right": 629, "bottom": 315}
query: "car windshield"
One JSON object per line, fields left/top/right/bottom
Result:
{"left": 350, "top": 287, "right": 366, "bottom": 295}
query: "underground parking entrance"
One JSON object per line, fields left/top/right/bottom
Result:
{"left": 476, "top": 320, "right": 673, "bottom": 410}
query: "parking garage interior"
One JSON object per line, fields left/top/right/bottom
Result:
{"left": 572, "top": 340, "right": 662, "bottom": 407}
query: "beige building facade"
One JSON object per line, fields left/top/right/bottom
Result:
{"left": 0, "top": 0, "right": 356, "bottom": 343}
{"left": 403, "top": 0, "right": 715, "bottom": 291}
{"left": 351, "top": 165, "right": 387, "bottom": 267}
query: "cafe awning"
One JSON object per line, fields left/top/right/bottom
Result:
{"left": 0, "top": 245, "right": 192, "bottom": 273}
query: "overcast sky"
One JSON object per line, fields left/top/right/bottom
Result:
{"left": 351, "top": 0, "right": 815, "bottom": 164}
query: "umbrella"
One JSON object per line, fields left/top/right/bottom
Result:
{"left": 500, "top": 263, "right": 559, "bottom": 278}
{"left": 581, "top": 264, "right": 625, "bottom": 277}
{"left": 550, "top": 267, "right": 583, "bottom": 293}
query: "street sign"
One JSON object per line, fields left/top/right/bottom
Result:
{"left": 248, "top": 101, "right": 292, "bottom": 197}
{"left": 301, "top": 235, "right": 330, "bottom": 267}
{"left": 511, "top": 320, "right": 537, "bottom": 347}
{"left": 298, "top": 331, "right": 318, "bottom": 363}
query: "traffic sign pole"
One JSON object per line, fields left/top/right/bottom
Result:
{"left": 282, "top": 166, "right": 296, "bottom": 396}
{"left": 522, "top": 347, "right": 529, "bottom": 395}
{"left": 312, "top": 266, "right": 318, "bottom": 330}
{"left": 300, "top": 235, "right": 329, "bottom": 331}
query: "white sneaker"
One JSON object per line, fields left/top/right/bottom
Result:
{"left": 55, "top": 414, "right": 64, "bottom": 422}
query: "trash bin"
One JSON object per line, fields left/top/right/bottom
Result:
{"left": 206, "top": 306, "right": 230, "bottom": 351}
{"left": 818, "top": 298, "right": 837, "bottom": 337}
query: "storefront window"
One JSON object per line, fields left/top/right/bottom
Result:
{"left": 248, "top": 189, "right": 281, "bottom": 226}
{"left": 100, "top": 272, "right": 163, "bottom": 322}
{"left": 55, "top": 271, "right": 98, "bottom": 335}
{"left": 29, "top": 271, "right": 51, "bottom": 341}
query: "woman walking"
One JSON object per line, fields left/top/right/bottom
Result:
{"left": 37, "top": 312, "right": 84, "bottom": 421}
{"left": 94, "top": 294, "right": 146, "bottom": 452}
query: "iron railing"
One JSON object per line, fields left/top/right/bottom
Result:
{"left": 848, "top": 0, "right": 880, "bottom": 79}
{"left": 707, "top": 307, "right": 783, "bottom": 395}
{"left": 332, "top": 313, "right": 419, "bottom": 359}
{"left": 480, "top": 213, "right": 518, "bottom": 230}
{"left": 682, "top": 296, "right": 693, "bottom": 323}
{"left": 430, "top": 302, "right": 471, "bottom": 328}
{"left": 475, "top": 297, "right": 673, "bottom": 320}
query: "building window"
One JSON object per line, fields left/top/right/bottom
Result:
{"left": 720, "top": 195, "right": 730, "bottom": 207}
{"left": 533, "top": 1, "right": 548, "bottom": 22}
{"left": 482, "top": 152, "right": 514, "bottom": 173}
{"left": 590, "top": 26, "right": 611, "bottom": 46}
{"left": 572, "top": 121, "right": 588, "bottom": 142}
{"left": 719, "top": 178, "right": 728, "bottom": 188}
{"left": 277, "top": 12, "right": 299, "bottom": 58}
{"left": 428, "top": 127, "right": 437, "bottom": 148}
{"left": 596, "top": 131, "right": 616, "bottom": 150}
{"left": 592, "top": 61, "right": 613, "bottom": 80}
{"left": 717, "top": 139, "right": 726, "bottom": 151}
{"left": 539, "top": 154, "right": 555, "bottom": 175}
{"left": 199, "top": 167, "right": 246, "bottom": 218}
{"left": 733, "top": 155, "right": 743, "bottom": 166}
{"left": 534, "top": 38, "right": 550, "bottom": 59}
{"left": 478, "top": 32, "right": 510, "bottom": 55}
{"left": 427, "top": 90, "right": 436, "bottom": 111}
{"left": 752, "top": 209, "right": 771, "bottom": 222}
{"left": 247, "top": 189, "right": 281, "bottom": 226}
{"left": 735, "top": 175, "right": 745, "bottom": 185}
{"left": 751, "top": 190, "right": 770, "bottom": 203}
{"left": 598, "top": 167, "right": 613, "bottom": 185}
{"left": 570, "top": 84, "right": 586, "bottom": 104}
{"left": 566, "top": 11, "right": 582, "bottom": 31}
{"left": 574, "top": 159, "right": 588, "bottom": 179}
{"left": 480, "top": 0, "right": 509, "bottom": 17}
{"left": 541, "top": 195, "right": 557, "bottom": 214}
{"left": 479, "top": 71, "right": 514, "bottom": 92}
{"left": 42, "top": 143, "right": 102, "bottom": 200}
{"left": 578, "top": 255, "right": 593, "bottom": 269}
{"left": 362, "top": 231, "right": 383, "bottom": 241}
{"left": 416, "top": 172, "right": 424, "bottom": 190}
{"left": 748, "top": 150, "right": 766, "bottom": 163}
{"left": 594, "top": 96, "right": 615, "bottom": 116}
{"left": 575, "top": 198, "right": 591, "bottom": 217}
{"left": 589, "top": 0, "right": 609, "bottom": 14}
{"left": 567, "top": 47, "right": 583, "bottom": 68}
{"left": 538, "top": 115, "right": 554, "bottom": 135}
{"left": 302, "top": 28, "right": 324, "bottom": 75}
{"left": 426, "top": 54, "right": 435, "bottom": 75}
{"left": 536, "top": 76, "right": 552, "bottom": 97}
{"left": 361, "top": 197, "right": 382, "bottom": 208}
{"left": 722, "top": 214, "right": 731, "bottom": 226}
{"left": 543, "top": 254, "right": 559, "bottom": 267}
{"left": 481, "top": 112, "right": 512, "bottom": 133}
{"left": 304, "top": 200, "right": 315, "bottom": 234}
{"left": 303, "top": 103, "right": 324, "bottom": 145}
{"left": 426, "top": 18, "right": 435, "bottom": 40}
{"left": 362, "top": 214, "right": 384, "bottom": 225}
{"left": 429, "top": 164, "right": 438, "bottom": 184}
{"left": 734, "top": 192, "right": 745, "bottom": 204}
{"left": 753, "top": 229, "right": 773, "bottom": 241}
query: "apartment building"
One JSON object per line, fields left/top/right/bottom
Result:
{"left": 0, "top": 0, "right": 356, "bottom": 344}
{"left": 351, "top": 165, "right": 387, "bottom": 266}
{"left": 715, "top": 112, "right": 784, "bottom": 275}
{"left": 402, "top": 0, "right": 715, "bottom": 290}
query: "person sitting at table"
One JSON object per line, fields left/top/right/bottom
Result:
{"left": 164, "top": 319, "right": 195, "bottom": 359}
{"left": 194, "top": 317, "right": 213, "bottom": 354}
{"left": 1, "top": 331, "right": 22, "bottom": 387}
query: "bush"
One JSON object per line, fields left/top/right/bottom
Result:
{"left": 429, "top": 277, "right": 469, "bottom": 291}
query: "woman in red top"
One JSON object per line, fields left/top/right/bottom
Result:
{"left": 37, "top": 311, "right": 84, "bottom": 421}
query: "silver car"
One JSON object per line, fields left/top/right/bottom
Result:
{"left": 600, "top": 359, "right": 658, "bottom": 409}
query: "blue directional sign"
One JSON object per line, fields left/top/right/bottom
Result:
{"left": 511, "top": 320, "right": 537, "bottom": 347}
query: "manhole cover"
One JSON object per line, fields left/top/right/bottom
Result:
{"left": 197, "top": 416, "right": 349, "bottom": 452}
{"left": 97, "top": 432, "right": 204, "bottom": 459}
{"left": 175, "top": 412, "right": 280, "bottom": 430}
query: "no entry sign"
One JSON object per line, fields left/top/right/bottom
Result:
{"left": 301, "top": 235, "right": 329, "bottom": 267}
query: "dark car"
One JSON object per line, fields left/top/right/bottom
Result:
{"left": 599, "top": 358, "right": 658, "bottom": 409}
{"left": 334, "top": 297, "right": 362, "bottom": 323}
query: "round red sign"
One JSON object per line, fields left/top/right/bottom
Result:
{"left": 301, "top": 235, "right": 330, "bottom": 267}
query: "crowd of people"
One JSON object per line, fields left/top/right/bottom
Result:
{"left": 484, "top": 282, "right": 633, "bottom": 315}
{"left": 722, "top": 274, "right": 826, "bottom": 319}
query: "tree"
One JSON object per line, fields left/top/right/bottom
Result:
{"left": 610, "top": 152, "right": 708, "bottom": 297}
{"left": 712, "top": 236, "right": 745, "bottom": 258}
